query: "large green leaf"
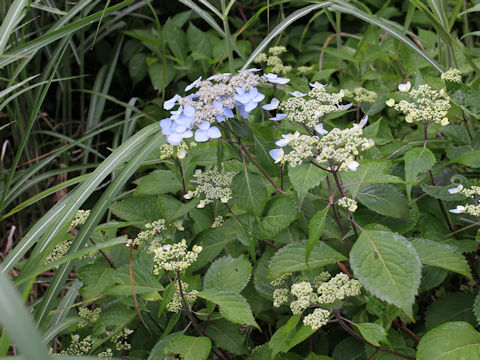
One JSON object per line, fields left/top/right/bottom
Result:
{"left": 205, "top": 319, "right": 247, "bottom": 355}
{"left": 204, "top": 255, "right": 252, "bottom": 293}
{"left": 404, "top": 147, "right": 436, "bottom": 199}
{"left": 307, "top": 206, "right": 329, "bottom": 264}
{"left": 256, "top": 194, "right": 297, "bottom": 239}
{"left": 288, "top": 163, "right": 326, "bottom": 203}
{"left": 231, "top": 170, "right": 267, "bottom": 217}
{"left": 425, "top": 293, "right": 476, "bottom": 330}
{"left": 134, "top": 170, "right": 182, "bottom": 195}
{"left": 164, "top": 335, "right": 211, "bottom": 360}
{"left": 342, "top": 160, "right": 403, "bottom": 198}
{"left": 268, "top": 241, "right": 346, "bottom": 279}
{"left": 446, "top": 81, "right": 480, "bottom": 118}
{"left": 411, "top": 238, "right": 472, "bottom": 278}
{"left": 110, "top": 195, "right": 163, "bottom": 223}
{"left": 356, "top": 184, "right": 410, "bottom": 219}
{"left": 353, "top": 323, "right": 388, "bottom": 346}
{"left": 77, "top": 264, "right": 115, "bottom": 300}
{"left": 418, "top": 322, "right": 480, "bottom": 360}
{"left": 197, "top": 288, "right": 259, "bottom": 329}
{"left": 350, "top": 230, "right": 422, "bottom": 316}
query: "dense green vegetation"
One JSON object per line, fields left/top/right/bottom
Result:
{"left": 2, "top": 1, "right": 480, "bottom": 359}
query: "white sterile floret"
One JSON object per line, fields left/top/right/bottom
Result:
{"left": 303, "top": 308, "right": 331, "bottom": 330}
{"left": 448, "top": 184, "right": 464, "bottom": 194}
{"left": 273, "top": 288, "right": 289, "bottom": 307}
{"left": 149, "top": 239, "right": 202, "bottom": 273}
{"left": 317, "top": 273, "right": 361, "bottom": 304}
{"left": 133, "top": 219, "right": 167, "bottom": 247}
{"left": 337, "top": 197, "right": 358, "bottom": 212}
{"left": 167, "top": 281, "right": 198, "bottom": 313}
{"left": 262, "top": 98, "right": 280, "bottom": 110}
{"left": 70, "top": 209, "right": 90, "bottom": 228}
{"left": 441, "top": 68, "right": 462, "bottom": 83}
{"left": 391, "top": 84, "right": 451, "bottom": 126}
{"left": 386, "top": 98, "right": 395, "bottom": 107}
{"left": 449, "top": 205, "right": 466, "bottom": 214}
{"left": 398, "top": 81, "right": 411, "bottom": 92}
{"left": 185, "top": 167, "right": 236, "bottom": 207}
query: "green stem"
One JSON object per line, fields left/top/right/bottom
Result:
{"left": 220, "top": 0, "right": 235, "bottom": 73}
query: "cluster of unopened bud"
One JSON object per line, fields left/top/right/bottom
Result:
{"left": 317, "top": 273, "right": 362, "bottom": 304}
{"left": 44, "top": 239, "right": 73, "bottom": 264}
{"left": 184, "top": 167, "right": 236, "bottom": 208}
{"left": 344, "top": 87, "right": 378, "bottom": 103}
{"left": 290, "top": 281, "right": 317, "bottom": 314}
{"left": 114, "top": 328, "right": 133, "bottom": 351}
{"left": 386, "top": 84, "right": 451, "bottom": 126}
{"left": 150, "top": 240, "right": 202, "bottom": 273}
{"left": 273, "top": 288, "right": 289, "bottom": 308}
{"left": 303, "top": 308, "right": 331, "bottom": 330}
{"left": 211, "top": 216, "right": 224, "bottom": 228}
{"left": 441, "top": 68, "right": 462, "bottom": 83}
{"left": 132, "top": 219, "right": 167, "bottom": 247}
{"left": 337, "top": 197, "right": 358, "bottom": 212}
{"left": 280, "top": 84, "right": 347, "bottom": 128}
{"left": 98, "top": 348, "right": 113, "bottom": 358}
{"left": 270, "top": 272, "right": 292, "bottom": 286}
{"left": 254, "top": 46, "right": 292, "bottom": 74}
{"left": 70, "top": 210, "right": 90, "bottom": 228}
{"left": 297, "top": 65, "right": 314, "bottom": 74}
{"left": 449, "top": 184, "right": 480, "bottom": 216}
{"left": 78, "top": 306, "right": 101, "bottom": 328}
{"left": 167, "top": 281, "right": 198, "bottom": 313}
{"left": 59, "top": 334, "right": 93, "bottom": 355}
{"left": 314, "top": 122, "right": 373, "bottom": 171}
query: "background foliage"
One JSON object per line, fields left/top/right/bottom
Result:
{"left": 2, "top": 0, "right": 480, "bottom": 359}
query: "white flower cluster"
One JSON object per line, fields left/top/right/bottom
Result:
{"left": 44, "top": 239, "right": 73, "bottom": 264}
{"left": 386, "top": 84, "right": 451, "bottom": 126}
{"left": 270, "top": 118, "right": 374, "bottom": 171}
{"left": 441, "top": 67, "right": 462, "bottom": 83}
{"left": 166, "top": 281, "right": 198, "bottom": 313}
{"left": 70, "top": 209, "right": 90, "bottom": 228}
{"left": 149, "top": 240, "right": 202, "bottom": 274}
{"left": 313, "top": 272, "right": 332, "bottom": 287}
{"left": 317, "top": 273, "right": 361, "bottom": 304}
{"left": 132, "top": 219, "right": 167, "bottom": 247}
{"left": 345, "top": 87, "right": 378, "bottom": 103}
{"left": 78, "top": 306, "right": 101, "bottom": 328}
{"left": 60, "top": 334, "right": 92, "bottom": 355}
{"left": 184, "top": 167, "right": 236, "bottom": 208}
{"left": 449, "top": 184, "right": 480, "bottom": 216}
{"left": 114, "top": 328, "right": 133, "bottom": 351}
{"left": 273, "top": 288, "right": 289, "bottom": 308}
{"left": 278, "top": 83, "right": 349, "bottom": 128}
{"left": 290, "top": 281, "right": 317, "bottom": 314}
{"left": 211, "top": 215, "right": 224, "bottom": 228}
{"left": 337, "top": 197, "right": 358, "bottom": 212}
{"left": 303, "top": 308, "right": 331, "bottom": 330}
{"left": 254, "top": 46, "right": 292, "bottom": 74}
{"left": 98, "top": 348, "right": 113, "bottom": 358}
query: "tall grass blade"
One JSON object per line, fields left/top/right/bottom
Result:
{"left": 0, "top": 0, "right": 28, "bottom": 55}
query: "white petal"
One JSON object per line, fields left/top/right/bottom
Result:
{"left": 289, "top": 91, "right": 307, "bottom": 97}
{"left": 359, "top": 115, "right": 369, "bottom": 128}
{"left": 398, "top": 81, "right": 411, "bottom": 92}
{"left": 269, "top": 113, "right": 287, "bottom": 121}
{"left": 338, "top": 103, "right": 353, "bottom": 110}
{"left": 314, "top": 123, "right": 328, "bottom": 135}
{"left": 449, "top": 205, "right": 466, "bottom": 214}
{"left": 269, "top": 148, "right": 284, "bottom": 163}
{"left": 262, "top": 98, "right": 280, "bottom": 111}
{"left": 346, "top": 160, "right": 360, "bottom": 171}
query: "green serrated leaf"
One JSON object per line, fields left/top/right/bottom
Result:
{"left": 353, "top": 322, "right": 388, "bottom": 346}
{"left": 411, "top": 238, "right": 472, "bottom": 278}
{"left": 404, "top": 147, "right": 436, "bottom": 199}
{"left": 205, "top": 319, "right": 247, "bottom": 355}
{"left": 135, "top": 170, "right": 182, "bottom": 195}
{"left": 197, "top": 288, "right": 259, "bottom": 329}
{"left": 350, "top": 230, "right": 422, "bottom": 317}
{"left": 164, "top": 335, "right": 211, "bottom": 360}
{"left": 418, "top": 322, "right": 480, "bottom": 360}
{"left": 110, "top": 196, "right": 163, "bottom": 223}
{"left": 288, "top": 163, "right": 326, "bottom": 204}
{"left": 268, "top": 241, "right": 346, "bottom": 279}
{"left": 204, "top": 255, "right": 252, "bottom": 293}
{"left": 425, "top": 292, "right": 476, "bottom": 330}
{"left": 256, "top": 194, "right": 298, "bottom": 239}
{"left": 307, "top": 206, "right": 329, "bottom": 264}
{"left": 231, "top": 170, "right": 267, "bottom": 217}
{"left": 77, "top": 264, "right": 115, "bottom": 300}
{"left": 356, "top": 183, "right": 410, "bottom": 219}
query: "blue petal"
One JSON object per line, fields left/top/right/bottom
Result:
{"left": 195, "top": 129, "right": 209, "bottom": 142}
{"left": 207, "top": 126, "right": 221, "bottom": 139}
{"left": 262, "top": 98, "right": 280, "bottom": 110}
{"left": 163, "top": 94, "right": 180, "bottom": 110}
